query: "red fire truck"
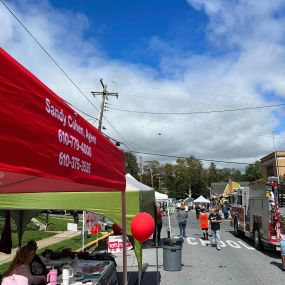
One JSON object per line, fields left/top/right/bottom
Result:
{"left": 230, "top": 183, "right": 285, "bottom": 250}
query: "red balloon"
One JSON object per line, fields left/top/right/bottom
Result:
{"left": 130, "top": 212, "right": 155, "bottom": 242}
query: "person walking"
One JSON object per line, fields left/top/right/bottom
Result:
{"left": 198, "top": 208, "right": 209, "bottom": 240}
{"left": 153, "top": 204, "right": 163, "bottom": 244}
{"left": 209, "top": 206, "right": 222, "bottom": 250}
{"left": 176, "top": 205, "right": 188, "bottom": 237}
{"left": 195, "top": 203, "right": 201, "bottom": 219}
{"left": 222, "top": 202, "right": 229, "bottom": 220}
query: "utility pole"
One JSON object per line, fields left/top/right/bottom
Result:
{"left": 140, "top": 156, "right": 143, "bottom": 182}
{"left": 91, "top": 79, "right": 118, "bottom": 131}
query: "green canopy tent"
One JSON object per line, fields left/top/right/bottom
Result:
{"left": 0, "top": 174, "right": 155, "bottom": 283}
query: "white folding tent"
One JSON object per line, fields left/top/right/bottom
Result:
{"left": 155, "top": 191, "right": 168, "bottom": 202}
{"left": 194, "top": 195, "right": 210, "bottom": 203}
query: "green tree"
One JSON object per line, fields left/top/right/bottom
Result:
{"left": 217, "top": 168, "right": 232, "bottom": 182}
{"left": 245, "top": 160, "right": 262, "bottom": 182}
{"left": 163, "top": 156, "right": 208, "bottom": 199}
{"left": 125, "top": 152, "right": 139, "bottom": 179}
{"left": 207, "top": 162, "right": 219, "bottom": 186}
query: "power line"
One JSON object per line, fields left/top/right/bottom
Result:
{"left": 131, "top": 151, "right": 250, "bottom": 165}
{"left": 108, "top": 103, "right": 285, "bottom": 115}
{"left": 112, "top": 109, "right": 285, "bottom": 139}
{"left": 112, "top": 90, "right": 254, "bottom": 108}
{"left": 103, "top": 114, "right": 136, "bottom": 153}
{"left": 113, "top": 93, "right": 245, "bottom": 108}
{"left": 0, "top": 0, "right": 100, "bottom": 116}
{"left": 63, "top": 100, "right": 98, "bottom": 121}
{"left": 1, "top": 0, "right": 136, "bottom": 152}
{"left": 108, "top": 80, "right": 253, "bottom": 100}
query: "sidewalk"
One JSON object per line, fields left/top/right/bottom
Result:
{"left": 0, "top": 230, "right": 80, "bottom": 265}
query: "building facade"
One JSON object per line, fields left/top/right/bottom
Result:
{"left": 260, "top": 151, "right": 285, "bottom": 180}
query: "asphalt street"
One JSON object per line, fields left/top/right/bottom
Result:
{"left": 120, "top": 210, "right": 285, "bottom": 285}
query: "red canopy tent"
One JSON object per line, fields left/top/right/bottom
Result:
{"left": 0, "top": 48, "right": 128, "bottom": 284}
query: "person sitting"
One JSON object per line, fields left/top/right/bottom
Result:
{"left": 39, "top": 249, "right": 53, "bottom": 265}
{"left": 27, "top": 240, "right": 48, "bottom": 277}
{"left": 3, "top": 245, "right": 46, "bottom": 285}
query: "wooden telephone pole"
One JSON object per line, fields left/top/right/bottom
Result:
{"left": 91, "top": 79, "right": 118, "bottom": 131}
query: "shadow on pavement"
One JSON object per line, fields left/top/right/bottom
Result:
{"left": 142, "top": 239, "right": 164, "bottom": 249}
{"left": 117, "top": 271, "right": 161, "bottom": 285}
{"left": 226, "top": 230, "right": 281, "bottom": 259}
{"left": 270, "top": 261, "right": 284, "bottom": 271}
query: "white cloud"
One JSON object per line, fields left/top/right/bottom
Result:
{"left": 1, "top": 0, "right": 285, "bottom": 170}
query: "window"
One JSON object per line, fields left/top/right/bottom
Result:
{"left": 237, "top": 195, "right": 243, "bottom": 205}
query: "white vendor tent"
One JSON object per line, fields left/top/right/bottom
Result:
{"left": 194, "top": 195, "right": 210, "bottom": 203}
{"left": 155, "top": 191, "right": 168, "bottom": 202}
{"left": 126, "top": 173, "right": 153, "bottom": 191}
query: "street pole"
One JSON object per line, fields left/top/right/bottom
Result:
{"left": 150, "top": 168, "right": 154, "bottom": 188}
{"left": 157, "top": 177, "right": 162, "bottom": 190}
{"left": 91, "top": 79, "right": 118, "bottom": 131}
{"left": 272, "top": 131, "right": 280, "bottom": 183}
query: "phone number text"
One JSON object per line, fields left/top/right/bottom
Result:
{"left": 58, "top": 129, "right": 92, "bottom": 157}
{"left": 58, "top": 152, "right": 91, "bottom": 174}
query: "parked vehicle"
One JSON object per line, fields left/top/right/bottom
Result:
{"left": 230, "top": 183, "right": 285, "bottom": 250}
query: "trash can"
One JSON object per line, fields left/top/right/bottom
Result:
{"left": 163, "top": 238, "right": 183, "bottom": 271}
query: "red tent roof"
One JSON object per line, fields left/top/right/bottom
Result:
{"left": 0, "top": 48, "right": 125, "bottom": 193}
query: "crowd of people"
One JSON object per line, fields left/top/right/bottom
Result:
{"left": 152, "top": 199, "right": 228, "bottom": 249}
{"left": 175, "top": 203, "right": 223, "bottom": 250}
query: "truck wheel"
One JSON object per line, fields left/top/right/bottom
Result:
{"left": 253, "top": 227, "right": 262, "bottom": 250}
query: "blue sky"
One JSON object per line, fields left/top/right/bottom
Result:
{"left": 2, "top": 0, "right": 285, "bottom": 165}
{"left": 50, "top": 0, "right": 209, "bottom": 69}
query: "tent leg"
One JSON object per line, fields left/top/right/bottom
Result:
{"left": 155, "top": 224, "right": 159, "bottom": 285}
{"left": 18, "top": 210, "right": 23, "bottom": 248}
{"left": 167, "top": 208, "right": 171, "bottom": 236}
{"left": 82, "top": 211, "right": 85, "bottom": 252}
{"left": 138, "top": 267, "right": 142, "bottom": 285}
{"left": 122, "top": 191, "right": 127, "bottom": 285}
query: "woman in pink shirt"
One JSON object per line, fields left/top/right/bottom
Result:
{"left": 3, "top": 245, "right": 46, "bottom": 285}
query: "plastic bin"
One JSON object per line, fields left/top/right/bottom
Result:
{"left": 163, "top": 238, "right": 183, "bottom": 271}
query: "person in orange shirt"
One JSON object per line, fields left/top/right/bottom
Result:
{"left": 198, "top": 208, "right": 209, "bottom": 240}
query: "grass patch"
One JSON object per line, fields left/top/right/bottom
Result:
{"left": 37, "top": 214, "right": 82, "bottom": 231}
{"left": 0, "top": 262, "right": 10, "bottom": 274}
{"left": 11, "top": 231, "right": 56, "bottom": 248}
{"left": 38, "top": 234, "right": 102, "bottom": 254}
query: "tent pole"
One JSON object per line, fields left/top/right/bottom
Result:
{"left": 122, "top": 191, "right": 127, "bottom": 285}
{"left": 167, "top": 208, "right": 171, "bottom": 236}
{"left": 82, "top": 211, "right": 85, "bottom": 252}
{"left": 18, "top": 210, "right": 23, "bottom": 248}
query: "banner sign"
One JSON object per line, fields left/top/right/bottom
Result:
{"left": 85, "top": 212, "right": 98, "bottom": 231}
{"left": 0, "top": 48, "right": 125, "bottom": 193}
{"left": 108, "top": 235, "right": 133, "bottom": 253}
